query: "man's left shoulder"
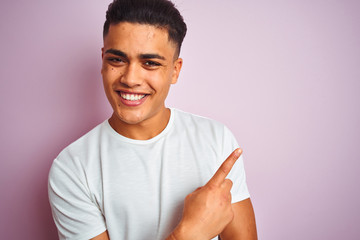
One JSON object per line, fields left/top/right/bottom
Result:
{"left": 173, "top": 108, "right": 225, "bottom": 130}
{"left": 172, "top": 108, "right": 235, "bottom": 148}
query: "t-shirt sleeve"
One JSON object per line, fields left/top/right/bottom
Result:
{"left": 48, "top": 157, "right": 107, "bottom": 240}
{"left": 221, "top": 125, "right": 250, "bottom": 203}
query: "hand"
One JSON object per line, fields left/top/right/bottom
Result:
{"left": 170, "top": 148, "right": 243, "bottom": 240}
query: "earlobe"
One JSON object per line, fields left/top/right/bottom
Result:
{"left": 171, "top": 58, "right": 183, "bottom": 84}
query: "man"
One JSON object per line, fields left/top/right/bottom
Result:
{"left": 48, "top": 0, "right": 257, "bottom": 239}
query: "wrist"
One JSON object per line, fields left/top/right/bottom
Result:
{"left": 170, "top": 221, "right": 207, "bottom": 240}
{"left": 170, "top": 223, "right": 187, "bottom": 240}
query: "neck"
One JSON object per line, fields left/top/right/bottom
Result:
{"left": 108, "top": 108, "right": 171, "bottom": 140}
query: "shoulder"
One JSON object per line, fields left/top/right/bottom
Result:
{"left": 171, "top": 108, "right": 237, "bottom": 151}
{"left": 49, "top": 121, "right": 108, "bottom": 179}
{"left": 57, "top": 121, "right": 107, "bottom": 160}
{"left": 172, "top": 108, "right": 226, "bottom": 133}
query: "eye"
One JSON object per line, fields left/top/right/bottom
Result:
{"left": 106, "top": 57, "right": 127, "bottom": 67}
{"left": 144, "top": 60, "right": 161, "bottom": 67}
{"left": 107, "top": 57, "right": 123, "bottom": 63}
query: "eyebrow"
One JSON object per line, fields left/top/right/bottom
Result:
{"left": 104, "top": 48, "right": 166, "bottom": 60}
{"left": 139, "top": 53, "right": 166, "bottom": 60}
{"left": 105, "top": 49, "right": 127, "bottom": 58}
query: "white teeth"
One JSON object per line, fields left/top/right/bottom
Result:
{"left": 120, "top": 92, "right": 146, "bottom": 101}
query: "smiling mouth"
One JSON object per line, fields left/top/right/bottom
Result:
{"left": 117, "top": 91, "right": 148, "bottom": 101}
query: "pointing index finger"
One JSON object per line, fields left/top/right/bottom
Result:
{"left": 207, "top": 148, "right": 242, "bottom": 186}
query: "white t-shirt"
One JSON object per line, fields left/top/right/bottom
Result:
{"left": 48, "top": 108, "right": 250, "bottom": 240}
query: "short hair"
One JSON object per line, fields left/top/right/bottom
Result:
{"left": 103, "top": 0, "right": 187, "bottom": 56}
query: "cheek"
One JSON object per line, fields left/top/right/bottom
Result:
{"left": 148, "top": 76, "right": 169, "bottom": 92}
{"left": 102, "top": 63, "right": 118, "bottom": 74}
{"left": 153, "top": 71, "right": 173, "bottom": 86}
{"left": 102, "top": 67, "right": 122, "bottom": 84}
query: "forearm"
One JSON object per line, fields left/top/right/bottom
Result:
{"left": 219, "top": 199, "right": 257, "bottom": 240}
{"left": 166, "top": 222, "right": 207, "bottom": 240}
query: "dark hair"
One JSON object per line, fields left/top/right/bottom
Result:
{"left": 103, "top": 0, "right": 187, "bottom": 56}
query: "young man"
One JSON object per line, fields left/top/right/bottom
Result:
{"left": 48, "top": 0, "right": 257, "bottom": 239}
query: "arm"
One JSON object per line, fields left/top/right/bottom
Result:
{"left": 167, "top": 149, "right": 248, "bottom": 240}
{"left": 96, "top": 201, "right": 257, "bottom": 240}
{"left": 88, "top": 149, "right": 256, "bottom": 240}
{"left": 220, "top": 198, "right": 257, "bottom": 240}
{"left": 49, "top": 158, "right": 108, "bottom": 240}
{"left": 91, "top": 231, "right": 110, "bottom": 240}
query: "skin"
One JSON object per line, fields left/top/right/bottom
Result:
{"left": 92, "top": 22, "right": 257, "bottom": 239}
{"left": 101, "top": 22, "right": 182, "bottom": 140}
{"left": 167, "top": 149, "right": 257, "bottom": 240}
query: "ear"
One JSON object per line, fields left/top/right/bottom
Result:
{"left": 171, "top": 58, "right": 183, "bottom": 84}
{"left": 101, "top": 47, "right": 105, "bottom": 74}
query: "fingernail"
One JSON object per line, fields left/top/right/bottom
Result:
{"left": 234, "top": 148, "right": 242, "bottom": 158}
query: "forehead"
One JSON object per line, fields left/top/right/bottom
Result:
{"left": 103, "top": 22, "right": 176, "bottom": 57}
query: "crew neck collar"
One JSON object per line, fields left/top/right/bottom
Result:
{"left": 104, "top": 108, "right": 175, "bottom": 144}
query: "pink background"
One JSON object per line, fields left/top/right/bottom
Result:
{"left": 1, "top": 0, "right": 359, "bottom": 239}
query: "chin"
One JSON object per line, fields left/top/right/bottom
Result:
{"left": 115, "top": 111, "right": 147, "bottom": 125}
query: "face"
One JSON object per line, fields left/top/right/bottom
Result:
{"left": 101, "top": 22, "right": 182, "bottom": 130}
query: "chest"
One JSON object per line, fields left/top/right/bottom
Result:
{"left": 88, "top": 137, "right": 221, "bottom": 239}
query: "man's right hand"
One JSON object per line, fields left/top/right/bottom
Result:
{"left": 169, "top": 148, "right": 243, "bottom": 240}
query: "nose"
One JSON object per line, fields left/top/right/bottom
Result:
{"left": 120, "top": 63, "right": 142, "bottom": 87}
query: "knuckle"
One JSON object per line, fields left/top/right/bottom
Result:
{"left": 220, "top": 191, "right": 232, "bottom": 203}
{"left": 229, "top": 193, "right": 232, "bottom": 202}
{"left": 222, "top": 179, "right": 233, "bottom": 190}
{"left": 228, "top": 210, "right": 235, "bottom": 222}
{"left": 224, "top": 179, "right": 233, "bottom": 186}
{"left": 206, "top": 183, "right": 216, "bottom": 192}
{"left": 220, "top": 164, "right": 230, "bottom": 174}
